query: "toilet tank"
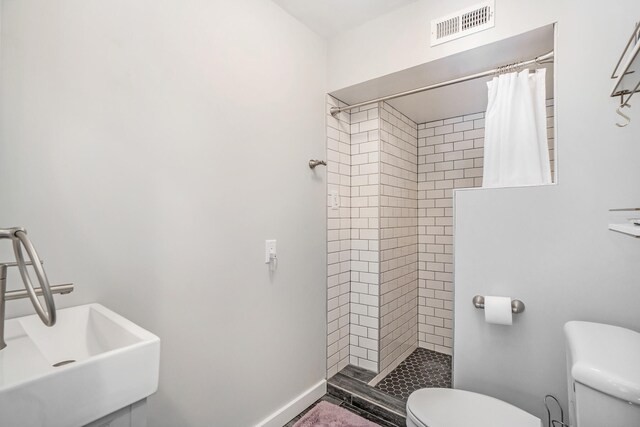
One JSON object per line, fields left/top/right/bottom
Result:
{"left": 564, "top": 321, "right": 640, "bottom": 427}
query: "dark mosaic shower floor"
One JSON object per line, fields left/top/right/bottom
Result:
{"left": 375, "top": 348, "right": 452, "bottom": 400}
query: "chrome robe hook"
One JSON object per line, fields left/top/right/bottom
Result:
{"left": 309, "top": 159, "right": 327, "bottom": 169}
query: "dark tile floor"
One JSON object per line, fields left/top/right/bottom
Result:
{"left": 283, "top": 394, "right": 398, "bottom": 427}
{"left": 375, "top": 348, "right": 452, "bottom": 400}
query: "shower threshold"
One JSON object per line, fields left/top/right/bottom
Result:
{"left": 327, "top": 366, "right": 407, "bottom": 426}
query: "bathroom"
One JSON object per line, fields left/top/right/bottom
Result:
{"left": 0, "top": 0, "right": 639, "bottom": 426}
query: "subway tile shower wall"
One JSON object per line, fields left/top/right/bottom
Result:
{"left": 378, "top": 103, "right": 418, "bottom": 374}
{"left": 327, "top": 95, "right": 351, "bottom": 378}
{"left": 325, "top": 97, "right": 554, "bottom": 374}
{"left": 349, "top": 103, "right": 382, "bottom": 373}
{"left": 416, "top": 99, "right": 554, "bottom": 353}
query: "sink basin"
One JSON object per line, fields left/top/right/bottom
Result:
{"left": 0, "top": 303, "right": 160, "bottom": 427}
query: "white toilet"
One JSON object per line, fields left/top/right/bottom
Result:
{"left": 406, "top": 388, "right": 541, "bottom": 427}
{"left": 406, "top": 321, "right": 640, "bottom": 427}
{"left": 564, "top": 321, "right": 640, "bottom": 427}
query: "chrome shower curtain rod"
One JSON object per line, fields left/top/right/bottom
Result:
{"left": 330, "top": 50, "right": 554, "bottom": 117}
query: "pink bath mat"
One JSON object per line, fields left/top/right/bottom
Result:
{"left": 293, "top": 401, "right": 381, "bottom": 427}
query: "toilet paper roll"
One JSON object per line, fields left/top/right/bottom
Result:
{"left": 484, "top": 296, "right": 513, "bottom": 325}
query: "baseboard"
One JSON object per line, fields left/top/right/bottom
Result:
{"left": 255, "top": 379, "right": 326, "bottom": 427}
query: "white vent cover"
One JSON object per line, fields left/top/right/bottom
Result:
{"left": 431, "top": 1, "right": 495, "bottom": 46}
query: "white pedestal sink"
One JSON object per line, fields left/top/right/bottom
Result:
{"left": 0, "top": 303, "right": 160, "bottom": 427}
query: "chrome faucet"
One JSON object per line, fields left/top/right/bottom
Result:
{"left": 0, "top": 227, "right": 73, "bottom": 350}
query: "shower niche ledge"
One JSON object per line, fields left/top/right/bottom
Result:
{"left": 609, "top": 208, "right": 640, "bottom": 238}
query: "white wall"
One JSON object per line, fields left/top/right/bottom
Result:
{"left": 329, "top": 0, "right": 556, "bottom": 92}
{"left": 0, "top": 1, "right": 327, "bottom": 426}
{"left": 328, "top": 0, "right": 640, "bottom": 422}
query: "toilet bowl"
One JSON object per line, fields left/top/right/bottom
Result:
{"left": 406, "top": 388, "right": 541, "bottom": 427}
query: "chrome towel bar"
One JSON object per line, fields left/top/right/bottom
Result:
{"left": 472, "top": 295, "right": 525, "bottom": 314}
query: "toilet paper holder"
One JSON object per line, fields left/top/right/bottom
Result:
{"left": 472, "top": 295, "right": 525, "bottom": 314}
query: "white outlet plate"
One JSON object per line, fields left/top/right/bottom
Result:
{"left": 329, "top": 191, "right": 340, "bottom": 210}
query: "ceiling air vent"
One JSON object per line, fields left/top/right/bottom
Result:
{"left": 431, "top": 1, "right": 495, "bottom": 46}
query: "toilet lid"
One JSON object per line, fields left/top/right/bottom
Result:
{"left": 406, "top": 388, "right": 541, "bottom": 427}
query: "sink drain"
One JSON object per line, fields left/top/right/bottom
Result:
{"left": 52, "top": 360, "right": 76, "bottom": 367}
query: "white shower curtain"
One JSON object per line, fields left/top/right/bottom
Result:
{"left": 482, "top": 68, "right": 551, "bottom": 188}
